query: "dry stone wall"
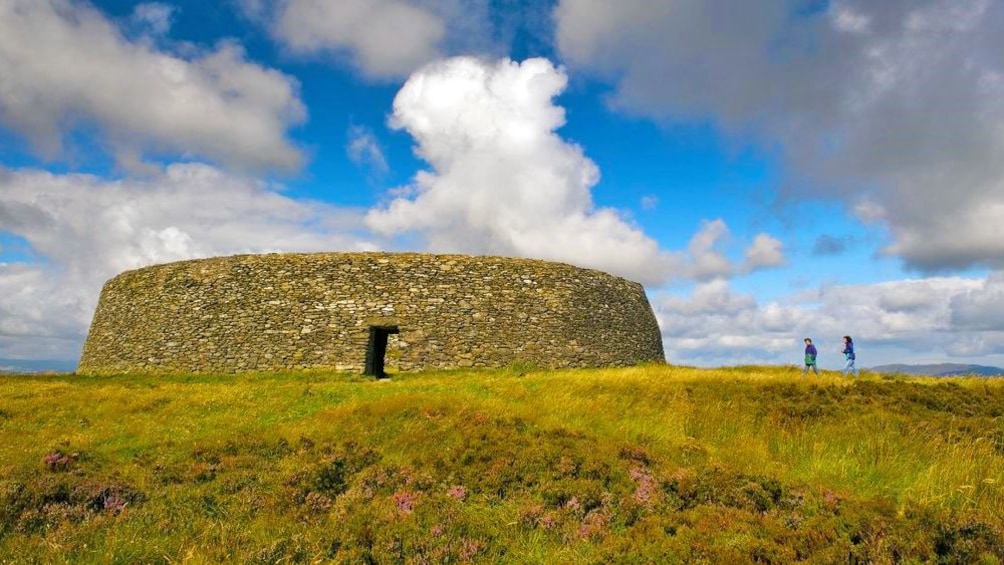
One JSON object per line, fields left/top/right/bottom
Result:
{"left": 78, "top": 253, "right": 665, "bottom": 375}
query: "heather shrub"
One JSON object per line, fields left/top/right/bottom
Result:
{"left": 1, "top": 365, "right": 1002, "bottom": 561}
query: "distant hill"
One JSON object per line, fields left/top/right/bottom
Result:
{"left": 0, "top": 358, "right": 76, "bottom": 374}
{"left": 870, "top": 363, "right": 1004, "bottom": 377}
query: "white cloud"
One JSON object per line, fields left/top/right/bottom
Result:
{"left": 130, "top": 2, "right": 176, "bottom": 36}
{"left": 742, "top": 234, "right": 786, "bottom": 272}
{"left": 853, "top": 200, "right": 887, "bottom": 224}
{"left": 654, "top": 275, "right": 1004, "bottom": 367}
{"left": 0, "top": 0, "right": 305, "bottom": 171}
{"left": 680, "top": 219, "right": 733, "bottom": 281}
{"left": 667, "top": 220, "right": 786, "bottom": 281}
{"left": 831, "top": 4, "right": 871, "bottom": 34}
{"left": 0, "top": 164, "right": 373, "bottom": 362}
{"left": 366, "top": 56, "right": 675, "bottom": 284}
{"left": 249, "top": 0, "right": 548, "bottom": 80}
{"left": 347, "top": 125, "right": 389, "bottom": 174}
{"left": 950, "top": 273, "right": 1004, "bottom": 332}
{"left": 0, "top": 264, "right": 86, "bottom": 361}
{"left": 640, "top": 195, "right": 658, "bottom": 210}
{"left": 270, "top": 0, "right": 446, "bottom": 79}
{"left": 554, "top": 0, "right": 1004, "bottom": 272}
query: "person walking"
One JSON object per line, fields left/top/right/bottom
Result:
{"left": 802, "top": 338, "right": 819, "bottom": 376}
{"left": 842, "top": 335, "right": 859, "bottom": 377}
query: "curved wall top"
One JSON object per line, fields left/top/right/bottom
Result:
{"left": 78, "top": 253, "right": 665, "bottom": 375}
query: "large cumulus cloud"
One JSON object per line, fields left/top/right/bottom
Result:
{"left": 366, "top": 56, "right": 785, "bottom": 284}
{"left": 0, "top": 0, "right": 305, "bottom": 171}
{"left": 0, "top": 164, "right": 372, "bottom": 361}
{"left": 267, "top": 0, "right": 448, "bottom": 79}
{"left": 555, "top": 0, "right": 1004, "bottom": 272}
{"left": 243, "top": 0, "right": 546, "bottom": 80}
{"left": 366, "top": 56, "right": 676, "bottom": 283}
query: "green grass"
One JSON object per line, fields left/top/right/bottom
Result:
{"left": 1, "top": 365, "right": 1003, "bottom": 563}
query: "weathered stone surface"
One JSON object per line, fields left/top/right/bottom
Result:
{"left": 77, "top": 253, "right": 665, "bottom": 375}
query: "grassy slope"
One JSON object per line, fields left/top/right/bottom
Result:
{"left": 1, "top": 365, "right": 1003, "bottom": 563}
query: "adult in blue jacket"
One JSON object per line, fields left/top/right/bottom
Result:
{"left": 842, "top": 335, "right": 859, "bottom": 377}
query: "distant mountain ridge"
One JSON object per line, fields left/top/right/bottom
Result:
{"left": 0, "top": 358, "right": 77, "bottom": 374}
{"left": 870, "top": 363, "right": 1004, "bottom": 377}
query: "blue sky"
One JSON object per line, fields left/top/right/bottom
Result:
{"left": 2, "top": 0, "right": 1004, "bottom": 371}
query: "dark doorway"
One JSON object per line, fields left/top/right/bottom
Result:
{"left": 364, "top": 326, "right": 399, "bottom": 378}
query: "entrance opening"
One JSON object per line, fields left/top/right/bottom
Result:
{"left": 364, "top": 326, "right": 399, "bottom": 378}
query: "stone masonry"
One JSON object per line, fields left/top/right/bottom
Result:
{"left": 77, "top": 253, "right": 665, "bottom": 375}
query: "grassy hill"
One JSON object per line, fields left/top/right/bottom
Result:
{"left": 1, "top": 365, "right": 1003, "bottom": 563}
{"left": 871, "top": 363, "right": 1004, "bottom": 378}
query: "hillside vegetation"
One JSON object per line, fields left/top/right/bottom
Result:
{"left": 1, "top": 365, "right": 1003, "bottom": 563}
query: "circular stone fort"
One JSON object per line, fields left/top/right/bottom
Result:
{"left": 78, "top": 253, "right": 665, "bottom": 376}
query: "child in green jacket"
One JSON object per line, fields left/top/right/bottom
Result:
{"left": 803, "top": 338, "right": 819, "bottom": 376}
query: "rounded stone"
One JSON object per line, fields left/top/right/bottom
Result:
{"left": 77, "top": 252, "right": 665, "bottom": 375}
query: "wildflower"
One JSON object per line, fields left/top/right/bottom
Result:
{"left": 43, "top": 450, "right": 77, "bottom": 472}
{"left": 447, "top": 485, "right": 467, "bottom": 501}
{"left": 459, "top": 539, "right": 484, "bottom": 560}
{"left": 577, "top": 509, "right": 610, "bottom": 540}
{"left": 392, "top": 490, "right": 418, "bottom": 515}
{"left": 103, "top": 492, "right": 128, "bottom": 514}
{"left": 629, "top": 466, "right": 657, "bottom": 508}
